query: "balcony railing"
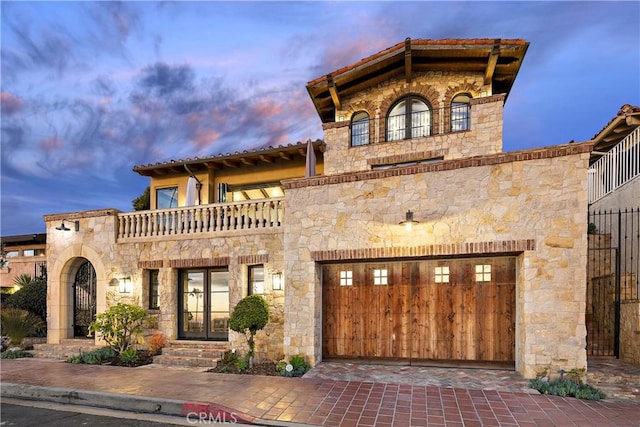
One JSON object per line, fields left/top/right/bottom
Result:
{"left": 588, "top": 127, "right": 640, "bottom": 204}
{"left": 117, "top": 198, "right": 284, "bottom": 240}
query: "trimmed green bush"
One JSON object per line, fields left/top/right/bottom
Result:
{"left": 229, "top": 295, "right": 269, "bottom": 362}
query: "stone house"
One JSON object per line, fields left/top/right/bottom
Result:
{"left": 44, "top": 38, "right": 614, "bottom": 378}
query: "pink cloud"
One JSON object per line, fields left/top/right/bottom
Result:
{"left": 39, "top": 136, "right": 65, "bottom": 152}
{"left": 191, "top": 129, "right": 220, "bottom": 148}
{"left": 1, "top": 92, "right": 24, "bottom": 115}
{"left": 251, "top": 99, "right": 283, "bottom": 118}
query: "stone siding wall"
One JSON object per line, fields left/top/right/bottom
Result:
{"left": 282, "top": 143, "right": 592, "bottom": 378}
{"left": 322, "top": 71, "right": 503, "bottom": 176}
{"left": 620, "top": 301, "right": 640, "bottom": 365}
{"left": 44, "top": 209, "right": 285, "bottom": 360}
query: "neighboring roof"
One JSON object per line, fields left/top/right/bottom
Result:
{"left": 1, "top": 233, "right": 46, "bottom": 246}
{"left": 589, "top": 104, "right": 640, "bottom": 164}
{"left": 307, "top": 37, "right": 530, "bottom": 123}
{"left": 133, "top": 140, "right": 325, "bottom": 177}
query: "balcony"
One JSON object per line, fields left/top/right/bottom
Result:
{"left": 117, "top": 198, "right": 284, "bottom": 240}
{"left": 588, "top": 127, "right": 640, "bottom": 204}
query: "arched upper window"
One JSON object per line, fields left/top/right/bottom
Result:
{"left": 386, "top": 96, "right": 431, "bottom": 141}
{"left": 351, "top": 111, "right": 370, "bottom": 146}
{"left": 451, "top": 93, "right": 471, "bottom": 132}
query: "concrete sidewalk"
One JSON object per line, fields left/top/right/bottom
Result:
{"left": 2, "top": 358, "right": 639, "bottom": 426}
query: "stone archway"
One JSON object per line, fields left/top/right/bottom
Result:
{"left": 47, "top": 246, "right": 108, "bottom": 344}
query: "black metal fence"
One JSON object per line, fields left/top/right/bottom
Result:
{"left": 587, "top": 208, "right": 639, "bottom": 357}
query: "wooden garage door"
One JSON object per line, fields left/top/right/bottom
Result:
{"left": 322, "top": 257, "right": 515, "bottom": 364}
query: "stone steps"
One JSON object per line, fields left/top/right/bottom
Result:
{"left": 29, "top": 339, "right": 102, "bottom": 360}
{"left": 153, "top": 341, "right": 230, "bottom": 368}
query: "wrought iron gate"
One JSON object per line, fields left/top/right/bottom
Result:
{"left": 73, "top": 261, "right": 97, "bottom": 337}
{"left": 587, "top": 208, "right": 640, "bottom": 357}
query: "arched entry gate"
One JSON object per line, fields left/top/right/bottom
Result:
{"left": 73, "top": 260, "right": 97, "bottom": 337}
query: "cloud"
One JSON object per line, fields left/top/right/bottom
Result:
{"left": 0, "top": 92, "right": 24, "bottom": 115}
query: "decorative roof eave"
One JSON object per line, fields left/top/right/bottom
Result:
{"left": 133, "top": 139, "right": 325, "bottom": 177}
{"left": 306, "top": 38, "right": 529, "bottom": 123}
{"left": 589, "top": 104, "right": 640, "bottom": 164}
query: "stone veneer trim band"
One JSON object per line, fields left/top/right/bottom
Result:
{"left": 311, "top": 239, "right": 536, "bottom": 261}
{"left": 168, "top": 257, "right": 230, "bottom": 268}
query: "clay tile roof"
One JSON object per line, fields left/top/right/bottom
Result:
{"left": 589, "top": 104, "right": 640, "bottom": 164}
{"left": 132, "top": 139, "right": 325, "bottom": 177}
{"left": 306, "top": 38, "right": 529, "bottom": 123}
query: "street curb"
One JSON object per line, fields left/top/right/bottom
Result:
{"left": 0, "top": 383, "right": 317, "bottom": 426}
{"left": 1, "top": 382, "right": 186, "bottom": 417}
{"left": 1, "top": 383, "right": 263, "bottom": 424}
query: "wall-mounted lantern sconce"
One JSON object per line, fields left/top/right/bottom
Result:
{"left": 272, "top": 272, "right": 284, "bottom": 290}
{"left": 119, "top": 277, "right": 132, "bottom": 293}
{"left": 399, "top": 210, "right": 419, "bottom": 231}
{"left": 56, "top": 219, "right": 79, "bottom": 232}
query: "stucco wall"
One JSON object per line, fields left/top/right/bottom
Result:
{"left": 282, "top": 143, "right": 592, "bottom": 378}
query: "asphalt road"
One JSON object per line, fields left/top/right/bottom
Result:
{"left": 0, "top": 399, "right": 197, "bottom": 426}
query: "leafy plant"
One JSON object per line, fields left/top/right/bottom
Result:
{"left": 228, "top": 295, "right": 269, "bottom": 366}
{"left": 132, "top": 186, "right": 150, "bottom": 211}
{"left": 147, "top": 331, "right": 167, "bottom": 356}
{"left": 67, "top": 347, "right": 116, "bottom": 365}
{"left": 88, "top": 303, "right": 147, "bottom": 355}
{"left": 1, "top": 349, "right": 34, "bottom": 359}
{"left": 0, "top": 307, "right": 45, "bottom": 345}
{"left": 119, "top": 347, "right": 138, "bottom": 363}
{"left": 529, "top": 378, "right": 606, "bottom": 400}
{"left": 277, "top": 355, "right": 310, "bottom": 377}
{"left": 5, "top": 275, "right": 47, "bottom": 329}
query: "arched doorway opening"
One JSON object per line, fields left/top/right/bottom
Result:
{"left": 73, "top": 260, "right": 97, "bottom": 337}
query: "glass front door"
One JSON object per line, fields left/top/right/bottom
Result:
{"left": 179, "top": 269, "right": 229, "bottom": 340}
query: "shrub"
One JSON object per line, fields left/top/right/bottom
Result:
{"left": 1, "top": 349, "right": 34, "bottom": 359}
{"left": 147, "top": 331, "right": 168, "bottom": 356}
{"left": 88, "top": 303, "right": 147, "bottom": 355}
{"left": 5, "top": 275, "right": 47, "bottom": 328}
{"left": 119, "top": 347, "right": 138, "bottom": 363}
{"left": 228, "top": 295, "right": 269, "bottom": 364}
{"left": 277, "top": 354, "right": 310, "bottom": 377}
{"left": 67, "top": 347, "right": 116, "bottom": 364}
{"left": 0, "top": 307, "right": 45, "bottom": 345}
{"left": 529, "top": 378, "right": 606, "bottom": 400}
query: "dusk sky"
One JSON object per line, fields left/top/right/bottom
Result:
{"left": 1, "top": 1, "right": 639, "bottom": 236}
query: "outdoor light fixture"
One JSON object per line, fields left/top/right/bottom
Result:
{"left": 399, "top": 210, "right": 419, "bottom": 231}
{"left": 272, "top": 272, "right": 284, "bottom": 290}
{"left": 119, "top": 277, "right": 132, "bottom": 294}
{"left": 56, "top": 219, "right": 79, "bottom": 232}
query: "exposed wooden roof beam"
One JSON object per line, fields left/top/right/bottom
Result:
{"left": 327, "top": 74, "right": 341, "bottom": 110}
{"left": 298, "top": 148, "right": 306, "bottom": 157}
{"left": 484, "top": 39, "right": 501, "bottom": 85}
{"left": 240, "top": 157, "right": 256, "bottom": 166}
{"left": 222, "top": 160, "right": 238, "bottom": 168}
{"left": 204, "top": 162, "right": 220, "bottom": 170}
{"left": 279, "top": 151, "right": 291, "bottom": 161}
{"left": 404, "top": 37, "right": 412, "bottom": 83}
{"left": 259, "top": 154, "right": 273, "bottom": 163}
